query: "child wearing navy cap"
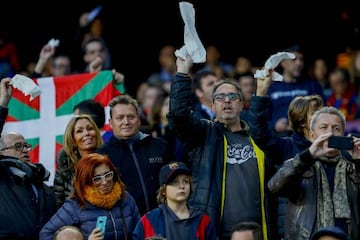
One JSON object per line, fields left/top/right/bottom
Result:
{"left": 132, "top": 162, "right": 217, "bottom": 240}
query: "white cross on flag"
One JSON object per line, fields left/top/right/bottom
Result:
{"left": 3, "top": 70, "right": 124, "bottom": 184}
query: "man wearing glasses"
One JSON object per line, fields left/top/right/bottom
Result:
{"left": 0, "top": 79, "right": 57, "bottom": 239}
{"left": 167, "top": 55, "right": 276, "bottom": 240}
{"left": 0, "top": 131, "right": 57, "bottom": 239}
{"left": 0, "top": 132, "right": 32, "bottom": 162}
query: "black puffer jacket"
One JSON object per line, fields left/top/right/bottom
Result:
{"left": 0, "top": 156, "right": 56, "bottom": 239}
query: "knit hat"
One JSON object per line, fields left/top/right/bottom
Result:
{"left": 311, "top": 227, "right": 349, "bottom": 240}
{"left": 159, "top": 162, "right": 191, "bottom": 185}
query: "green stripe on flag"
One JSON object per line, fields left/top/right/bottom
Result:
{"left": 114, "top": 82, "right": 125, "bottom": 93}
{"left": 9, "top": 98, "right": 40, "bottom": 120}
{"left": 26, "top": 137, "right": 39, "bottom": 147}
{"left": 56, "top": 135, "right": 63, "bottom": 145}
{"left": 57, "top": 71, "right": 113, "bottom": 115}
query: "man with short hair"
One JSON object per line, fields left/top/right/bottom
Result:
{"left": 98, "top": 94, "right": 172, "bottom": 215}
{"left": 0, "top": 132, "right": 32, "bottom": 162}
{"left": 168, "top": 54, "right": 275, "bottom": 240}
{"left": 192, "top": 69, "right": 218, "bottom": 120}
{"left": 231, "top": 222, "right": 263, "bottom": 240}
{"left": 268, "top": 106, "right": 360, "bottom": 240}
{"left": 0, "top": 131, "right": 56, "bottom": 239}
{"left": 0, "top": 78, "right": 56, "bottom": 238}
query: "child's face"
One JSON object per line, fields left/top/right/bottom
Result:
{"left": 165, "top": 174, "right": 191, "bottom": 204}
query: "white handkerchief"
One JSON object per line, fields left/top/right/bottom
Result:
{"left": 175, "top": 2, "right": 206, "bottom": 63}
{"left": 10, "top": 74, "right": 41, "bottom": 101}
{"left": 48, "top": 38, "right": 60, "bottom": 48}
{"left": 254, "top": 52, "right": 295, "bottom": 81}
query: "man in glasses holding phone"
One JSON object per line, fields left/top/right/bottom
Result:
{"left": 168, "top": 55, "right": 276, "bottom": 240}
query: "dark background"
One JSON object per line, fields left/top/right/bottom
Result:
{"left": 2, "top": 0, "right": 359, "bottom": 96}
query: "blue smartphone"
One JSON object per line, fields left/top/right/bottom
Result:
{"left": 96, "top": 215, "right": 107, "bottom": 234}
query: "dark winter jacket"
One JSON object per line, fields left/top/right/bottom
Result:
{"left": 0, "top": 157, "right": 56, "bottom": 239}
{"left": 132, "top": 204, "right": 217, "bottom": 240}
{"left": 167, "top": 73, "right": 276, "bottom": 239}
{"left": 248, "top": 95, "right": 313, "bottom": 238}
{"left": 39, "top": 191, "right": 140, "bottom": 240}
{"left": 98, "top": 132, "right": 172, "bottom": 215}
{"left": 268, "top": 150, "right": 360, "bottom": 240}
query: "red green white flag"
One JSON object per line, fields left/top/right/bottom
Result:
{"left": 3, "top": 70, "right": 124, "bottom": 184}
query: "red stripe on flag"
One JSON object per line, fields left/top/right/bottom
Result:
{"left": 54, "top": 72, "right": 97, "bottom": 108}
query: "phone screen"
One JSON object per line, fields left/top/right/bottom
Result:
{"left": 96, "top": 215, "right": 107, "bottom": 234}
{"left": 328, "top": 136, "right": 353, "bottom": 150}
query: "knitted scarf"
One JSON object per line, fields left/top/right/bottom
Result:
{"left": 84, "top": 182, "right": 122, "bottom": 209}
{"left": 315, "top": 154, "right": 351, "bottom": 230}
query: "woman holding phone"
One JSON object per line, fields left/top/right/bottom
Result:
{"left": 40, "top": 153, "right": 140, "bottom": 240}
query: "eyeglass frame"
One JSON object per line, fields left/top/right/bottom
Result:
{"left": 0, "top": 142, "right": 32, "bottom": 152}
{"left": 92, "top": 171, "right": 114, "bottom": 184}
{"left": 212, "top": 92, "right": 242, "bottom": 102}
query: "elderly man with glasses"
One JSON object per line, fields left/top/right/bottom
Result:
{"left": 0, "top": 131, "right": 57, "bottom": 239}
{"left": 0, "top": 77, "right": 57, "bottom": 239}
{"left": 0, "top": 132, "right": 32, "bottom": 162}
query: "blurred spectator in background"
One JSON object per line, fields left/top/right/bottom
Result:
{"left": 231, "top": 56, "right": 255, "bottom": 78}
{"left": 191, "top": 69, "right": 218, "bottom": 120}
{"left": 147, "top": 44, "right": 177, "bottom": 93}
{"left": 31, "top": 41, "right": 73, "bottom": 78}
{"left": 326, "top": 67, "right": 358, "bottom": 121}
{"left": 200, "top": 45, "right": 234, "bottom": 79}
{"left": 233, "top": 71, "right": 256, "bottom": 123}
{"left": 267, "top": 44, "right": 325, "bottom": 136}
{"left": 0, "top": 31, "right": 20, "bottom": 78}
{"left": 81, "top": 37, "right": 124, "bottom": 84}
{"left": 308, "top": 57, "right": 331, "bottom": 99}
{"left": 78, "top": 5, "right": 104, "bottom": 50}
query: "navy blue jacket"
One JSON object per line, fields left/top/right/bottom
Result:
{"left": 97, "top": 132, "right": 172, "bottom": 215}
{"left": 39, "top": 191, "right": 140, "bottom": 240}
{"left": 248, "top": 96, "right": 313, "bottom": 239}
{"left": 132, "top": 204, "right": 217, "bottom": 240}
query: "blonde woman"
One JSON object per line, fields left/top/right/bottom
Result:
{"left": 53, "top": 114, "right": 103, "bottom": 208}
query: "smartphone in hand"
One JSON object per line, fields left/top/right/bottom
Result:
{"left": 96, "top": 215, "right": 107, "bottom": 234}
{"left": 328, "top": 136, "right": 354, "bottom": 150}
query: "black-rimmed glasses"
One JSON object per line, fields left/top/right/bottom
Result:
{"left": 0, "top": 142, "right": 32, "bottom": 152}
{"left": 213, "top": 92, "right": 241, "bottom": 102}
{"left": 92, "top": 171, "right": 114, "bottom": 184}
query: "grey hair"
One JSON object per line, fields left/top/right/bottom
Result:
{"left": 211, "top": 79, "right": 244, "bottom": 102}
{"left": 310, "top": 106, "right": 346, "bottom": 132}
